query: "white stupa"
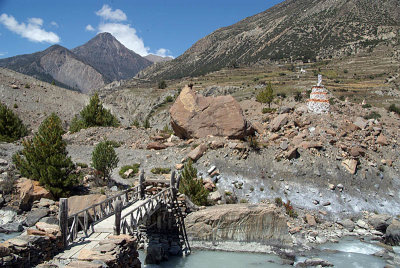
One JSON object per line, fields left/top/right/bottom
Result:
{"left": 308, "top": 75, "right": 330, "bottom": 113}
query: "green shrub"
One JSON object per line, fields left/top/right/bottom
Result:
{"left": 294, "top": 92, "right": 303, "bottom": 102}
{"left": 158, "top": 80, "right": 167, "bottom": 89}
{"left": 69, "top": 93, "right": 119, "bottom": 133}
{"left": 143, "top": 118, "right": 150, "bottom": 129}
{"left": 107, "top": 140, "right": 122, "bottom": 148}
{"left": 164, "top": 96, "right": 174, "bottom": 103}
{"left": 262, "top": 107, "right": 276, "bottom": 114}
{"left": 339, "top": 95, "right": 345, "bottom": 101}
{"left": 24, "top": 84, "right": 30, "bottom": 89}
{"left": 284, "top": 200, "right": 298, "bottom": 218}
{"left": 364, "top": 111, "right": 381, "bottom": 120}
{"left": 277, "top": 92, "right": 287, "bottom": 99}
{"left": 247, "top": 136, "right": 259, "bottom": 150}
{"left": 13, "top": 113, "right": 76, "bottom": 198}
{"left": 343, "top": 69, "right": 348, "bottom": 74}
{"left": 179, "top": 160, "right": 209, "bottom": 206}
{"left": 240, "top": 199, "right": 248, "bottom": 203}
{"left": 13, "top": 103, "right": 18, "bottom": 109}
{"left": 329, "top": 98, "right": 335, "bottom": 105}
{"left": 76, "top": 162, "right": 88, "bottom": 168}
{"left": 275, "top": 197, "right": 283, "bottom": 207}
{"left": 0, "top": 102, "right": 28, "bottom": 142}
{"left": 388, "top": 104, "right": 400, "bottom": 115}
{"left": 119, "top": 164, "right": 140, "bottom": 179}
{"left": 256, "top": 82, "right": 274, "bottom": 108}
{"left": 362, "top": 103, "right": 372, "bottom": 108}
{"left": 151, "top": 167, "right": 171, "bottom": 174}
{"left": 92, "top": 140, "right": 119, "bottom": 180}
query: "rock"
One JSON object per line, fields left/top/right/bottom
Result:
{"left": 306, "top": 214, "right": 317, "bottom": 226}
{"left": 337, "top": 219, "right": 355, "bottom": 232}
{"left": 278, "top": 106, "right": 291, "bottom": 114}
{"left": 146, "top": 142, "right": 167, "bottom": 150}
{"left": 39, "top": 216, "right": 59, "bottom": 225}
{"left": 350, "top": 147, "right": 365, "bottom": 157}
{"left": 187, "top": 144, "right": 207, "bottom": 161}
{"left": 67, "top": 194, "right": 106, "bottom": 216}
{"left": 207, "top": 166, "right": 216, "bottom": 174}
{"left": 270, "top": 114, "right": 288, "bottom": 132}
{"left": 210, "top": 140, "right": 224, "bottom": 149}
{"left": 342, "top": 159, "right": 357, "bottom": 174}
{"left": 124, "top": 169, "right": 134, "bottom": 178}
{"left": 337, "top": 184, "right": 344, "bottom": 191}
{"left": 175, "top": 164, "right": 184, "bottom": 170}
{"left": 322, "top": 201, "right": 331, "bottom": 206}
{"left": 0, "top": 244, "right": 11, "bottom": 257}
{"left": 185, "top": 204, "right": 291, "bottom": 244}
{"left": 299, "top": 141, "right": 323, "bottom": 150}
{"left": 0, "top": 209, "right": 17, "bottom": 224}
{"left": 356, "top": 219, "right": 368, "bottom": 229}
{"left": 354, "top": 117, "right": 368, "bottom": 130}
{"left": 328, "top": 184, "right": 336, "bottom": 190}
{"left": 66, "top": 261, "right": 103, "bottom": 268}
{"left": 377, "top": 134, "right": 388, "bottom": 146}
{"left": 269, "top": 133, "right": 280, "bottom": 141}
{"left": 17, "top": 178, "right": 53, "bottom": 210}
{"left": 286, "top": 147, "right": 299, "bottom": 160}
{"left": 368, "top": 214, "right": 392, "bottom": 233}
{"left": 289, "top": 226, "right": 302, "bottom": 234}
{"left": 170, "top": 85, "right": 254, "bottom": 139}
{"left": 280, "top": 141, "right": 288, "bottom": 150}
{"left": 38, "top": 198, "right": 55, "bottom": 208}
{"left": 385, "top": 220, "right": 400, "bottom": 246}
{"left": 35, "top": 222, "right": 60, "bottom": 236}
{"left": 25, "top": 208, "right": 49, "bottom": 227}
{"left": 0, "top": 159, "right": 8, "bottom": 166}
{"left": 0, "top": 222, "right": 23, "bottom": 233}
{"left": 303, "top": 258, "right": 334, "bottom": 267}
{"left": 207, "top": 191, "right": 222, "bottom": 205}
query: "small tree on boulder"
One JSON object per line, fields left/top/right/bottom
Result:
{"left": 92, "top": 140, "right": 119, "bottom": 181}
{"left": 256, "top": 82, "right": 274, "bottom": 108}
{"left": 13, "top": 113, "right": 76, "bottom": 198}
{"left": 178, "top": 160, "right": 209, "bottom": 206}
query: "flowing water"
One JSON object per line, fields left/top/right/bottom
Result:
{"left": 140, "top": 237, "right": 392, "bottom": 267}
{"left": 0, "top": 232, "right": 21, "bottom": 242}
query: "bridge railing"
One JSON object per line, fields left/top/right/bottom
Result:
{"left": 59, "top": 185, "right": 141, "bottom": 247}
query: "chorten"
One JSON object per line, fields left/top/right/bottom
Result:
{"left": 308, "top": 74, "right": 330, "bottom": 113}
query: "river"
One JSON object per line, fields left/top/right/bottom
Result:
{"left": 139, "top": 237, "right": 393, "bottom": 267}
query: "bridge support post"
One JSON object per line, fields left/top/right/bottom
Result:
{"left": 114, "top": 200, "right": 122, "bottom": 235}
{"left": 59, "top": 198, "right": 68, "bottom": 248}
{"left": 170, "top": 170, "right": 176, "bottom": 189}
{"left": 139, "top": 171, "right": 145, "bottom": 199}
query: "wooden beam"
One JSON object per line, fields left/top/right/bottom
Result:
{"left": 59, "top": 198, "right": 68, "bottom": 248}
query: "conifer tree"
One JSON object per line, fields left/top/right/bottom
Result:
{"left": 13, "top": 113, "right": 76, "bottom": 198}
{"left": 0, "top": 102, "right": 28, "bottom": 142}
{"left": 256, "top": 82, "right": 274, "bottom": 108}
{"left": 179, "top": 160, "right": 209, "bottom": 206}
{"left": 91, "top": 140, "right": 119, "bottom": 180}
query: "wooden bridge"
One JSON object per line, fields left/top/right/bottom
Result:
{"left": 51, "top": 171, "right": 191, "bottom": 265}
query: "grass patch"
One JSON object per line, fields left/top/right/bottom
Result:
{"left": 119, "top": 164, "right": 140, "bottom": 179}
{"left": 151, "top": 167, "right": 171, "bottom": 174}
{"left": 364, "top": 111, "right": 381, "bottom": 120}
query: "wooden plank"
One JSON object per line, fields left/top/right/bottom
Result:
{"left": 59, "top": 242, "right": 88, "bottom": 259}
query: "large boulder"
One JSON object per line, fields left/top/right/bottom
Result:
{"left": 385, "top": 220, "right": 400, "bottom": 246}
{"left": 16, "top": 178, "right": 53, "bottom": 210}
{"left": 169, "top": 85, "right": 254, "bottom": 139}
{"left": 67, "top": 194, "right": 107, "bottom": 216}
{"left": 368, "top": 214, "right": 392, "bottom": 233}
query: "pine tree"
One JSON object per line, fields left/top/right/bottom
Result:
{"left": 179, "top": 160, "right": 209, "bottom": 206}
{"left": 69, "top": 93, "right": 119, "bottom": 133}
{"left": 13, "top": 113, "right": 76, "bottom": 198}
{"left": 0, "top": 102, "right": 28, "bottom": 142}
{"left": 256, "top": 82, "right": 274, "bottom": 108}
{"left": 91, "top": 140, "right": 119, "bottom": 180}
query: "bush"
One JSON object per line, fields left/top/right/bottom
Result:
{"left": 151, "top": 167, "right": 171, "bottom": 174}
{"left": 294, "top": 92, "right": 303, "bottom": 102}
{"left": 69, "top": 93, "right": 119, "bottom": 133}
{"left": 143, "top": 118, "right": 150, "bottom": 129}
{"left": 277, "top": 92, "right": 287, "bottom": 99}
{"left": 164, "top": 96, "right": 174, "bottom": 103}
{"left": 76, "top": 162, "right": 88, "bottom": 168}
{"left": 364, "top": 111, "right": 381, "bottom": 120}
{"left": 158, "top": 80, "right": 167, "bottom": 89}
{"left": 179, "top": 160, "right": 209, "bottom": 206}
{"left": 24, "top": 84, "right": 30, "bottom": 89}
{"left": 119, "top": 164, "right": 140, "bottom": 179}
{"left": 92, "top": 140, "right": 119, "bottom": 180}
{"left": 256, "top": 82, "right": 274, "bottom": 108}
{"left": 362, "top": 103, "right": 372, "bottom": 108}
{"left": 262, "top": 107, "right": 276, "bottom": 114}
{"left": 275, "top": 197, "right": 283, "bottom": 207}
{"left": 13, "top": 113, "right": 77, "bottom": 198}
{"left": 0, "top": 102, "right": 28, "bottom": 142}
{"left": 132, "top": 119, "right": 140, "bottom": 128}
{"left": 388, "top": 104, "right": 400, "bottom": 115}
{"left": 13, "top": 103, "right": 18, "bottom": 109}
{"left": 284, "top": 200, "right": 298, "bottom": 218}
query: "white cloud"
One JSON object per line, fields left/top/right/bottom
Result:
{"left": 155, "top": 48, "right": 173, "bottom": 58}
{"left": 98, "top": 23, "right": 149, "bottom": 56}
{"left": 50, "top": 21, "right": 59, "bottom": 28}
{"left": 0, "top": 13, "right": 60, "bottom": 43}
{"left": 0, "top": 52, "right": 7, "bottom": 56}
{"left": 96, "top": 5, "right": 127, "bottom": 21}
{"left": 85, "top": 24, "right": 95, "bottom": 32}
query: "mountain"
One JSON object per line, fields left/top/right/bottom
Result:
{"left": 140, "top": 0, "right": 400, "bottom": 80}
{"left": 0, "top": 45, "right": 106, "bottom": 93}
{"left": 72, "top": 32, "right": 152, "bottom": 82}
{"left": 0, "top": 33, "right": 153, "bottom": 93}
{"left": 144, "top": 54, "right": 174, "bottom": 63}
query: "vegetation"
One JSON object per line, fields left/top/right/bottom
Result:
{"left": 294, "top": 92, "right": 303, "bottom": 102}
{"left": 69, "top": 93, "right": 120, "bottom": 133}
{"left": 364, "top": 111, "right": 381, "bottom": 120}
{"left": 284, "top": 200, "right": 298, "bottom": 218}
{"left": 24, "top": 84, "right": 30, "bottom": 89}
{"left": 178, "top": 160, "right": 209, "bottom": 206}
{"left": 13, "top": 113, "right": 77, "bottom": 198}
{"left": 0, "top": 102, "right": 28, "bottom": 142}
{"left": 91, "top": 140, "right": 119, "bottom": 180}
{"left": 262, "top": 107, "right": 276, "bottom": 114}
{"left": 256, "top": 82, "right": 274, "bottom": 108}
{"left": 158, "top": 80, "right": 167, "bottom": 89}
{"left": 132, "top": 119, "right": 140, "bottom": 128}
{"left": 119, "top": 164, "right": 140, "bottom": 179}
{"left": 143, "top": 118, "right": 150, "bottom": 129}
{"left": 247, "top": 136, "right": 260, "bottom": 150}
{"left": 388, "top": 104, "right": 400, "bottom": 115}
{"left": 151, "top": 167, "right": 171, "bottom": 174}
{"left": 275, "top": 197, "right": 283, "bottom": 207}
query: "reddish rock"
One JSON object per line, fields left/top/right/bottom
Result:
{"left": 270, "top": 114, "right": 289, "bottom": 132}
{"left": 17, "top": 178, "right": 53, "bottom": 210}
{"left": 376, "top": 134, "right": 388, "bottom": 146}
{"left": 175, "top": 164, "right": 184, "bottom": 170}
{"left": 289, "top": 226, "right": 302, "bottom": 234}
{"left": 187, "top": 144, "right": 207, "bottom": 161}
{"left": 350, "top": 147, "right": 365, "bottom": 157}
{"left": 146, "top": 142, "right": 167, "bottom": 150}
{"left": 210, "top": 140, "right": 224, "bottom": 149}
{"left": 67, "top": 194, "right": 107, "bottom": 216}
{"left": 286, "top": 147, "right": 299, "bottom": 160}
{"left": 170, "top": 85, "right": 254, "bottom": 139}
{"left": 299, "top": 141, "right": 323, "bottom": 150}
{"left": 306, "top": 214, "right": 317, "bottom": 226}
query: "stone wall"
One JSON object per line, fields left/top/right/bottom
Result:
{"left": 0, "top": 222, "right": 63, "bottom": 267}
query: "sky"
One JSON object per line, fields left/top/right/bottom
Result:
{"left": 0, "top": 0, "right": 282, "bottom": 59}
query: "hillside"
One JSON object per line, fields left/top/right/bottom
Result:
{"left": 72, "top": 32, "right": 152, "bottom": 82}
{"left": 140, "top": 0, "right": 400, "bottom": 80}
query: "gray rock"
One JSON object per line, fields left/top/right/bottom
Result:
{"left": 0, "top": 222, "right": 23, "bottom": 233}
{"left": 356, "top": 219, "right": 368, "bottom": 229}
{"left": 207, "top": 191, "right": 222, "bottom": 205}
{"left": 280, "top": 141, "right": 288, "bottom": 150}
{"left": 338, "top": 219, "right": 355, "bottom": 232}
{"left": 39, "top": 216, "right": 59, "bottom": 225}
{"left": 0, "top": 209, "right": 17, "bottom": 224}
{"left": 279, "top": 106, "right": 291, "bottom": 114}
{"left": 38, "top": 198, "right": 55, "bottom": 208}
{"left": 25, "top": 208, "right": 49, "bottom": 227}
{"left": 354, "top": 117, "right": 368, "bottom": 130}
{"left": 0, "top": 159, "right": 8, "bottom": 166}
{"left": 385, "top": 220, "right": 400, "bottom": 246}
{"left": 368, "top": 214, "right": 392, "bottom": 233}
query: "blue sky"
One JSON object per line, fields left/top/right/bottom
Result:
{"left": 0, "top": 0, "right": 282, "bottom": 58}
